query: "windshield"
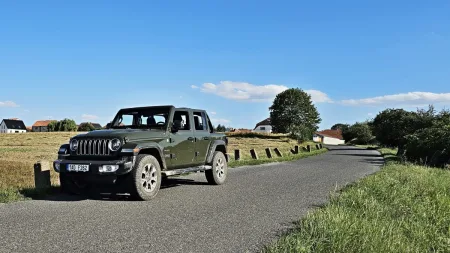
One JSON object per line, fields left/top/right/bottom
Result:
{"left": 110, "top": 107, "right": 170, "bottom": 129}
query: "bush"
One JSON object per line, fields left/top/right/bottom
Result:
{"left": 342, "top": 122, "right": 373, "bottom": 145}
{"left": 404, "top": 126, "right": 450, "bottom": 167}
{"left": 78, "top": 122, "right": 95, "bottom": 131}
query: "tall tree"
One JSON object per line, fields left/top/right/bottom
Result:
{"left": 331, "top": 123, "right": 349, "bottom": 131}
{"left": 269, "top": 88, "right": 321, "bottom": 141}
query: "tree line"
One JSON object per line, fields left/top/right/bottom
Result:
{"left": 46, "top": 119, "right": 101, "bottom": 132}
{"left": 333, "top": 105, "right": 450, "bottom": 168}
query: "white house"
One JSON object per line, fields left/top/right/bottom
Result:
{"left": 252, "top": 118, "right": 272, "bottom": 133}
{"left": 0, "top": 119, "right": 27, "bottom": 133}
{"left": 313, "top": 129, "right": 345, "bottom": 145}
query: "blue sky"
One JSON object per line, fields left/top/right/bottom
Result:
{"left": 1, "top": 0, "right": 449, "bottom": 130}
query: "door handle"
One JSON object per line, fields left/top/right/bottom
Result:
{"left": 203, "top": 137, "right": 209, "bottom": 140}
{"left": 187, "top": 137, "right": 195, "bottom": 141}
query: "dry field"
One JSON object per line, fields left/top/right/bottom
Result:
{"left": 0, "top": 132, "right": 321, "bottom": 198}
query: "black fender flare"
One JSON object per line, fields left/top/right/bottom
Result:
{"left": 122, "top": 143, "right": 167, "bottom": 170}
{"left": 206, "top": 140, "right": 227, "bottom": 164}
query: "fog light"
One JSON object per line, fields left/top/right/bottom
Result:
{"left": 99, "top": 165, "right": 119, "bottom": 173}
{"left": 54, "top": 161, "right": 61, "bottom": 172}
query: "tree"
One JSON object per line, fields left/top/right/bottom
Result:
{"left": 269, "top": 88, "right": 321, "bottom": 141}
{"left": 78, "top": 122, "right": 95, "bottom": 131}
{"left": 331, "top": 123, "right": 349, "bottom": 131}
{"left": 349, "top": 122, "right": 373, "bottom": 144}
{"left": 54, "top": 118, "right": 77, "bottom": 131}
{"left": 215, "top": 124, "right": 226, "bottom": 132}
{"left": 47, "top": 121, "right": 57, "bottom": 132}
{"left": 372, "top": 107, "right": 435, "bottom": 150}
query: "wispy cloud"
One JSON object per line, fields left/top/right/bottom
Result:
{"left": 340, "top": 92, "right": 450, "bottom": 106}
{"left": 0, "top": 101, "right": 19, "bottom": 107}
{"left": 24, "top": 109, "right": 30, "bottom": 113}
{"left": 82, "top": 114, "right": 99, "bottom": 120}
{"left": 192, "top": 81, "right": 331, "bottom": 103}
{"left": 210, "top": 111, "right": 217, "bottom": 115}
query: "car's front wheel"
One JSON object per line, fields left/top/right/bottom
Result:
{"left": 205, "top": 151, "right": 228, "bottom": 185}
{"left": 129, "top": 154, "right": 162, "bottom": 200}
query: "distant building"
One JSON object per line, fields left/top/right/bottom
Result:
{"left": 32, "top": 120, "right": 56, "bottom": 132}
{"left": 313, "top": 129, "right": 345, "bottom": 145}
{"left": 0, "top": 119, "right": 27, "bottom": 133}
{"left": 252, "top": 118, "right": 272, "bottom": 133}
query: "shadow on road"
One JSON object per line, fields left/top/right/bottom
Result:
{"left": 330, "top": 153, "right": 382, "bottom": 157}
{"left": 32, "top": 177, "right": 208, "bottom": 202}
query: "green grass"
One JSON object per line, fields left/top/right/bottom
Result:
{"left": 263, "top": 147, "right": 450, "bottom": 253}
{"left": 229, "top": 148, "right": 327, "bottom": 168}
{"left": 0, "top": 186, "right": 61, "bottom": 203}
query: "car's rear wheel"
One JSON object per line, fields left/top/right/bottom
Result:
{"left": 205, "top": 151, "right": 227, "bottom": 185}
{"left": 129, "top": 154, "right": 162, "bottom": 200}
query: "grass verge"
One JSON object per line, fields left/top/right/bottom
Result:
{"left": 263, "top": 147, "right": 450, "bottom": 253}
{"left": 0, "top": 186, "right": 61, "bottom": 203}
{"left": 229, "top": 148, "right": 327, "bottom": 168}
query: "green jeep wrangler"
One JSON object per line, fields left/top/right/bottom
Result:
{"left": 53, "top": 105, "right": 228, "bottom": 200}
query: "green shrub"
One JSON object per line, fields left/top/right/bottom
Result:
{"left": 404, "top": 125, "right": 450, "bottom": 167}
{"left": 78, "top": 122, "right": 95, "bottom": 131}
{"left": 342, "top": 122, "right": 373, "bottom": 145}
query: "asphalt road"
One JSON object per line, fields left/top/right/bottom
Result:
{"left": 0, "top": 145, "right": 383, "bottom": 253}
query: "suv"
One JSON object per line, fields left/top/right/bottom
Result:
{"left": 53, "top": 105, "right": 228, "bottom": 200}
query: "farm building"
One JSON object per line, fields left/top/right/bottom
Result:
{"left": 0, "top": 119, "right": 27, "bottom": 133}
{"left": 313, "top": 129, "right": 345, "bottom": 145}
{"left": 32, "top": 120, "right": 56, "bottom": 132}
{"left": 252, "top": 118, "right": 272, "bottom": 133}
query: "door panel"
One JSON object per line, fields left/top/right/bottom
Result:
{"left": 193, "top": 111, "right": 211, "bottom": 164}
{"left": 166, "top": 110, "right": 196, "bottom": 169}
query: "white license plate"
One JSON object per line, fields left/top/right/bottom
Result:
{"left": 67, "top": 164, "right": 89, "bottom": 172}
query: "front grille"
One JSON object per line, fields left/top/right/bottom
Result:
{"left": 76, "top": 139, "right": 111, "bottom": 155}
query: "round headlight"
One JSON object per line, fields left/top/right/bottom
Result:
{"left": 109, "top": 138, "right": 122, "bottom": 151}
{"left": 70, "top": 139, "right": 79, "bottom": 151}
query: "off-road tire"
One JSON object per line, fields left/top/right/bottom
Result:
{"left": 128, "top": 154, "right": 162, "bottom": 200}
{"left": 205, "top": 151, "right": 228, "bottom": 185}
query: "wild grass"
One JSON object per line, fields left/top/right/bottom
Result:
{"left": 263, "top": 146, "right": 450, "bottom": 253}
{"left": 0, "top": 132, "right": 325, "bottom": 203}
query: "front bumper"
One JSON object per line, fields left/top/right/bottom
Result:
{"left": 53, "top": 157, "right": 134, "bottom": 176}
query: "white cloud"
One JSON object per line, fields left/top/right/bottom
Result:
{"left": 191, "top": 85, "right": 199, "bottom": 89}
{"left": 82, "top": 114, "right": 99, "bottom": 120}
{"left": 340, "top": 92, "right": 450, "bottom": 106}
{"left": 305, "top": 89, "right": 333, "bottom": 103}
{"left": 368, "top": 113, "right": 374, "bottom": 116}
{"left": 0, "top": 101, "right": 19, "bottom": 107}
{"left": 192, "top": 81, "right": 331, "bottom": 103}
{"left": 210, "top": 118, "right": 231, "bottom": 125}
{"left": 210, "top": 111, "right": 217, "bottom": 115}
{"left": 24, "top": 109, "right": 30, "bottom": 113}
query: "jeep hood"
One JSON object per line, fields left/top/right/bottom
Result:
{"left": 73, "top": 129, "right": 167, "bottom": 142}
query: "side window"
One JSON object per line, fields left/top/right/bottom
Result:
{"left": 260, "top": 126, "right": 265, "bottom": 130}
{"left": 193, "top": 111, "right": 207, "bottom": 131}
{"left": 173, "top": 110, "right": 190, "bottom": 130}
